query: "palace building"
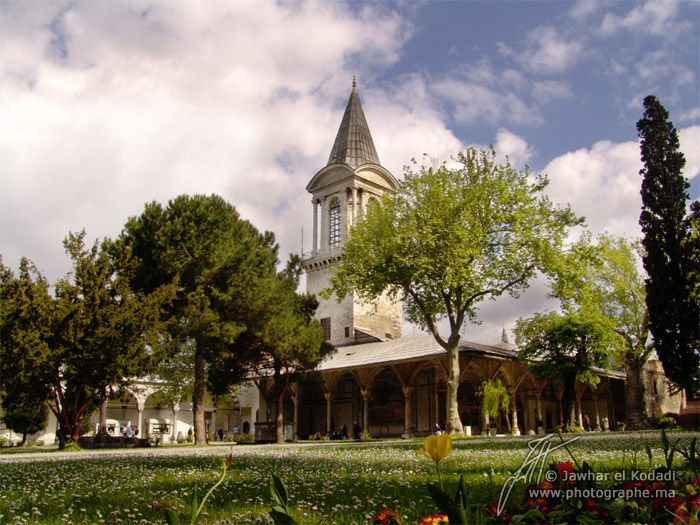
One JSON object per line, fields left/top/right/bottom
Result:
{"left": 1, "top": 81, "right": 684, "bottom": 447}
{"left": 247, "top": 80, "right": 683, "bottom": 441}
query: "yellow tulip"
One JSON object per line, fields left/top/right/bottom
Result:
{"left": 416, "top": 433, "right": 452, "bottom": 463}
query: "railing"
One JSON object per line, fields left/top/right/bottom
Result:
{"left": 302, "top": 245, "right": 343, "bottom": 260}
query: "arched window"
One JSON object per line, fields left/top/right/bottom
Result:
{"left": 329, "top": 198, "right": 341, "bottom": 248}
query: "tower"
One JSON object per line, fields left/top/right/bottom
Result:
{"left": 302, "top": 79, "right": 402, "bottom": 346}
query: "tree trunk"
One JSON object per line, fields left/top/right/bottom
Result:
{"left": 624, "top": 358, "right": 652, "bottom": 430}
{"left": 562, "top": 375, "right": 576, "bottom": 430}
{"left": 445, "top": 345, "right": 464, "bottom": 435}
{"left": 20, "top": 433, "right": 28, "bottom": 447}
{"left": 193, "top": 338, "right": 207, "bottom": 445}
{"left": 274, "top": 360, "right": 288, "bottom": 444}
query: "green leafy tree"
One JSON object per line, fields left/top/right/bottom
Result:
{"left": 0, "top": 395, "right": 49, "bottom": 446}
{"left": 637, "top": 95, "right": 700, "bottom": 394}
{"left": 0, "top": 233, "right": 174, "bottom": 447}
{"left": 515, "top": 307, "right": 617, "bottom": 430}
{"left": 122, "top": 194, "right": 279, "bottom": 445}
{"left": 479, "top": 379, "right": 510, "bottom": 430}
{"left": 327, "top": 148, "right": 581, "bottom": 434}
{"left": 209, "top": 256, "right": 331, "bottom": 443}
{"left": 550, "top": 233, "right": 654, "bottom": 429}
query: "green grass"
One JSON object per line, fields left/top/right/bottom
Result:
{"left": 0, "top": 431, "right": 696, "bottom": 524}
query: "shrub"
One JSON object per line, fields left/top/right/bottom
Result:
{"left": 233, "top": 433, "right": 255, "bottom": 443}
{"left": 27, "top": 441, "right": 35, "bottom": 447}
{"left": 61, "top": 441, "right": 83, "bottom": 452}
{"left": 36, "top": 439, "right": 44, "bottom": 446}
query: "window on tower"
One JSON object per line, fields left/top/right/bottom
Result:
{"left": 329, "top": 197, "right": 341, "bottom": 248}
{"left": 320, "top": 317, "right": 331, "bottom": 341}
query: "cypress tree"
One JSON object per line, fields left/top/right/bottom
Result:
{"left": 637, "top": 95, "right": 699, "bottom": 394}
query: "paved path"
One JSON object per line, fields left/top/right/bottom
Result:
{"left": 0, "top": 439, "right": 407, "bottom": 462}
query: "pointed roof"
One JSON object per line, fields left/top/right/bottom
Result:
{"left": 327, "top": 77, "right": 381, "bottom": 168}
{"left": 494, "top": 326, "right": 518, "bottom": 352}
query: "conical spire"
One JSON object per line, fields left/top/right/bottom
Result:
{"left": 501, "top": 326, "right": 509, "bottom": 344}
{"left": 327, "top": 77, "right": 381, "bottom": 168}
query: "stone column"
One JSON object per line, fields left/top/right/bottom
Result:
{"left": 361, "top": 388, "right": 371, "bottom": 434}
{"left": 592, "top": 395, "right": 601, "bottom": 431}
{"left": 135, "top": 396, "right": 145, "bottom": 438}
{"left": 402, "top": 386, "right": 414, "bottom": 435}
{"left": 352, "top": 187, "right": 358, "bottom": 221}
{"left": 536, "top": 394, "right": 544, "bottom": 434}
{"left": 510, "top": 390, "right": 520, "bottom": 436}
{"left": 312, "top": 199, "right": 318, "bottom": 253}
{"left": 324, "top": 391, "right": 332, "bottom": 434}
{"left": 320, "top": 197, "right": 328, "bottom": 251}
{"left": 576, "top": 395, "right": 583, "bottom": 428}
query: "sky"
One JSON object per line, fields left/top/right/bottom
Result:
{"left": 1, "top": 0, "right": 699, "bottom": 345}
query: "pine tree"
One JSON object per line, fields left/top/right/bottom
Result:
{"left": 637, "top": 95, "right": 700, "bottom": 394}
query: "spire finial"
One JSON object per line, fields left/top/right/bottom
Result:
{"left": 501, "top": 325, "right": 509, "bottom": 344}
{"left": 352, "top": 76, "right": 356, "bottom": 90}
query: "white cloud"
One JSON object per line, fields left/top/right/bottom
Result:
{"left": 0, "top": 2, "right": 414, "bottom": 283}
{"left": 599, "top": 0, "right": 682, "bottom": 37}
{"left": 542, "top": 126, "right": 700, "bottom": 241}
{"left": 494, "top": 129, "right": 535, "bottom": 168}
{"left": 517, "top": 26, "right": 583, "bottom": 74}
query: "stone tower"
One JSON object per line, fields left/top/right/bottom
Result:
{"left": 303, "top": 79, "right": 402, "bottom": 347}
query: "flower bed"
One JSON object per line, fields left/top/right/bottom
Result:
{"left": 0, "top": 432, "right": 697, "bottom": 523}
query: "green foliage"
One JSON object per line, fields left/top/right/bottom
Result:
{"left": 650, "top": 413, "right": 681, "bottom": 430}
{"left": 0, "top": 396, "right": 49, "bottom": 439}
{"left": 164, "top": 452, "right": 233, "bottom": 525}
{"left": 61, "top": 441, "right": 83, "bottom": 452}
{"left": 515, "top": 307, "right": 616, "bottom": 429}
{"left": 269, "top": 473, "right": 298, "bottom": 524}
{"left": 1, "top": 232, "right": 175, "bottom": 446}
{"left": 328, "top": 148, "right": 581, "bottom": 432}
{"left": 637, "top": 95, "right": 700, "bottom": 392}
{"left": 426, "top": 474, "right": 487, "bottom": 524}
{"left": 479, "top": 379, "right": 510, "bottom": 420}
{"left": 123, "top": 194, "right": 280, "bottom": 444}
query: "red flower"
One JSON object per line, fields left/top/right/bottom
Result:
{"left": 372, "top": 509, "right": 402, "bottom": 524}
{"left": 557, "top": 461, "right": 574, "bottom": 481}
{"left": 418, "top": 514, "right": 448, "bottom": 525}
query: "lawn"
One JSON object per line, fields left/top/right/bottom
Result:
{"left": 0, "top": 431, "right": 697, "bottom": 524}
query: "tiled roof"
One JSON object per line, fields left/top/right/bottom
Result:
{"left": 317, "top": 334, "right": 518, "bottom": 372}
{"left": 326, "top": 78, "right": 381, "bottom": 168}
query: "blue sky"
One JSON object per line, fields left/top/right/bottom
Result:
{"left": 1, "top": 0, "right": 698, "bottom": 343}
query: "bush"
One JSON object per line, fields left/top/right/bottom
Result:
{"left": 36, "top": 439, "right": 44, "bottom": 446}
{"left": 0, "top": 438, "right": 11, "bottom": 448}
{"left": 233, "top": 433, "right": 255, "bottom": 443}
{"left": 26, "top": 441, "right": 35, "bottom": 447}
{"left": 651, "top": 413, "right": 681, "bottom": 429}
{"left": 61, "top": 441, "right": 83, "bottom": 452}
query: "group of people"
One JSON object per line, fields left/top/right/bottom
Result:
{"left": 327, "top": 421, "right": 364, "bottom": 440}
